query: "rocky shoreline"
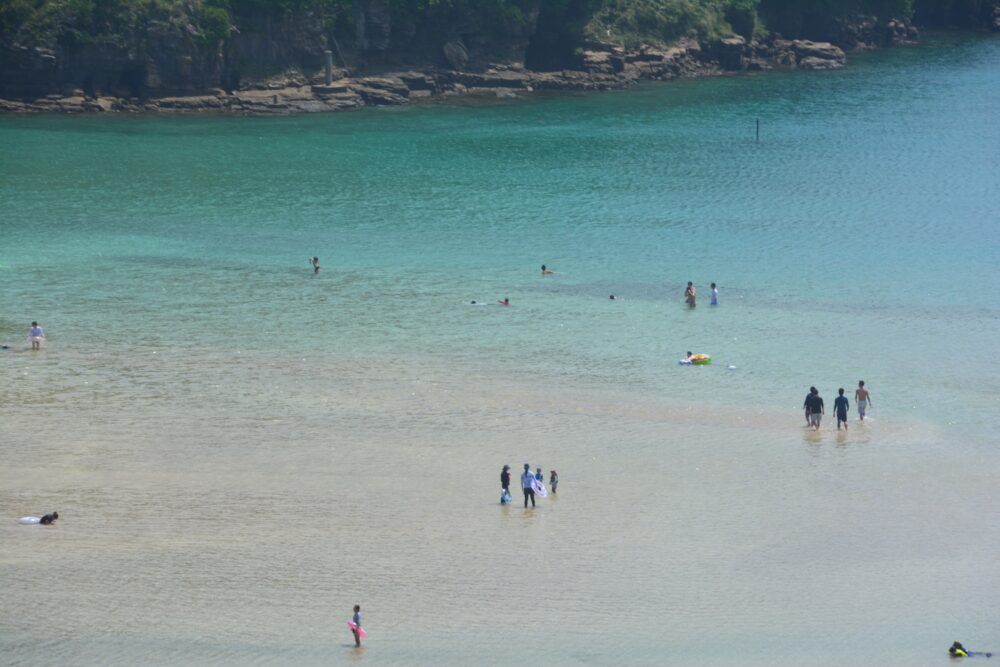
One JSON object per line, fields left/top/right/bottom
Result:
{"left": 0, "top": 33, "right": 903, "bottom": 116}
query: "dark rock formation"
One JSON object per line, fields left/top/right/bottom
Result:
{"left": 442, "top": 40, "right": 469, "bottom": 71}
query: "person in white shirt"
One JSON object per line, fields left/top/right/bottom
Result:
{"left": 710, "top": 283, "right": 719, "bottom": 306}
{"left": 521, "top": 463, "right": 535, "bottom": 508}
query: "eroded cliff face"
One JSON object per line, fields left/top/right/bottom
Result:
{"left": 0, "top": 1, "right": 996, "bottom": 102}
{"left": 0, "top": 1, "right": 548, "bottom": 99}
{"left": 0, "top": 5, "right": 226, "bottom": 99}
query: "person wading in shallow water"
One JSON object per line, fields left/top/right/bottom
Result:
{"left": 684, "top": 282, "right": 696, "bottom": 307}
{"left": 855, "top": 380, "right": 872, "bottom": 420}
{"left": 500, "top": 465, "right": 511, "bottom": 504}
{"left": 804, "top": 386, "right": 824, "bottom": 430}
{"left": 351, "top": 605, "right": 362, "bottom": 647}
{"left": 310, "top": 256, "right": 320, "bottom": 274}
{"left": 521, "top": 463, "right": 535, "bottom": 508}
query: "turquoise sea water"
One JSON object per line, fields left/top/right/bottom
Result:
{"left": 1, "top": 34, "right": 999, "bottom": 666}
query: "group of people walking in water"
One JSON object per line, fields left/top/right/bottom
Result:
{"left": 500, "top": 464, "right": 558, "bottom": 508}
{"left": 803, "top": 381, "right": 873, "bottom": 431}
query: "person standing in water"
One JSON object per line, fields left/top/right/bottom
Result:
{"left": 834, "top": 388, "right": 850, "bottom": 431}
{"left": 500, "top": 465, "right": 511, "bottom": 504}
{"left": 351, "top": 605, "right": 363, "bottom": 647}
{"left": 804, "top": 386, "right": 824, "bottom": 430}
{"left": 521, "top": 463, "right": 535, "bottom": 508}
{"left": 310, "top": 257, "right": 320, "bottom": 273}
{"left": 710, "top": 283, "right": 719, "bottom": 306}
{"left": 855, "top": 381, "right": 872, "bottom": 420}
{"left": 29, "top": 321, "right": 45, "bottom": 349}
{"left": 549, "top": 470, "right": 559, "bottom": 494}
{"left": 684, "top": 282, "right": 696, "bottom": 307}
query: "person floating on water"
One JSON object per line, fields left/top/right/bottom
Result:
{"left": 834, "top": 388, "right": 850, "bottom": 431}
{"left": 29, "top": 321, "right": 45, "bottom": 350}
{"left": 804, "top": 386, "right": 824, "bottom": 430}
{"left": 500, "top": 465, "right": 512, "bottom": 504}
{"left": 541, "top": 264, "right": 555, "bottom": 275}
{"left": 350, "top": 604, "right": 363, "bottom": 647}
{"left": 310, "top": 257, "right": 320, "bottom": 273}
{"left": 855, "top": 381, "right": 872, "bottom": 421}
{"left": 710, "top": 282, "right": 719, "bottom": 306}
{"left": 498, "top": 298, "right": 510, "bottom": 306}
{"left": 549, "top": 470, "right": 558, "bottom": 494}
{"left": 19, "top": 512, "right": 58, "bottom": 525}
{"left": 521, "top": 463, "right": 535, "bottom": 508}
{"left": 949, "top": 640, "right": 993, "bottom": 658}
{"left": 684, "top": 282, "right": 696, "bottom": 307}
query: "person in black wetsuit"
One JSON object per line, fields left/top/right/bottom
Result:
{"left": 40, "top": 512, "right": 58, "bottom": 525}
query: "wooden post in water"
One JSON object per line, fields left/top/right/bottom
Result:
{"left": 324, "top": 50, "right": 334, "bottom": 85}
{"left": 756, "top": 117, "right": 760, "bottom": 143}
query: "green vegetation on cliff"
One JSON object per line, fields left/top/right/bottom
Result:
{"left": 1, "top": 0, "right": 995, "bottom": 98}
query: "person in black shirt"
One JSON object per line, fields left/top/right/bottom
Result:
{"left": 804, "top": 387, "right": 824, "bottom": 430}
{"left": 500, "top": 465, "right": 511, "bottom": 504}
{"left": 40, "top": 512, "right": 58, "bottom": 525}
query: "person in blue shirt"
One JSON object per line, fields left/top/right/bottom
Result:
{"left": 521, "top": 463, "right": 535, "bottom": 508}
{"left": 351, "top": 605, "right": 362, "bottom": 647}
{"left": 834, "top": 388, "right": 850, "bottom": 431}
{"left": 29, "top": 321, "right": 45, "bottom": 349}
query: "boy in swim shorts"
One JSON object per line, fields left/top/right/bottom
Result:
{"left": 855, "top": 381, "right": 872, "bottom": 421}
{"left": 834, "top": 388, "right": 849, "bottom": 430}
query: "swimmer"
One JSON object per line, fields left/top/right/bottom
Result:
{"left": 310, "top": 256, "right": 320, "bottom": 273}
{"left": 19, "top": 512, "right": 58, "bottom": 525}
{"left": 949, "top": 641, "right": 993, "bottom": 658}
{"left": 609, "top": 295, "right": 615, "bottom": 300}
{"left": 498, "top": 298, "right": 510, "bottom": 306}
{"left": 541, "top": 264, "right": 555, "bottom": 275}
{"left": 29, "top": 321, "right": 45, "bottom": 349}
{"left": 684, "top": 282, "right": 696, "bottom": 307}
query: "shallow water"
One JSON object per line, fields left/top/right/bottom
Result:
{"left": 1, "top": 34, "right": 999, "bottom": 665}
